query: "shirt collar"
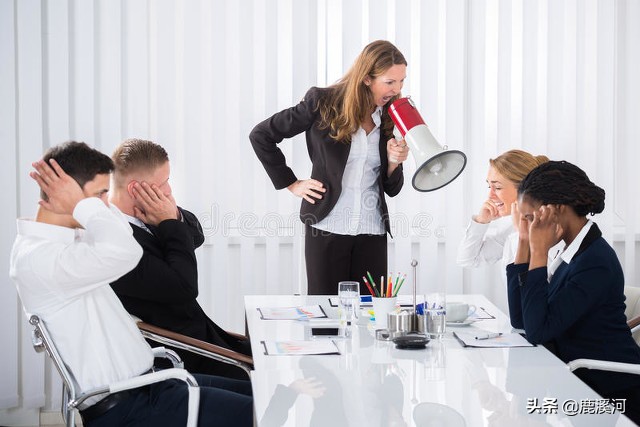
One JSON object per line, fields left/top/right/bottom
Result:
{"left": 123, "top": 213, "right": 153, "bottom": 234}
{"left": 560, "top": 219, "right": 593, "bottom": 264}
{"left": 372, "top": 106, "right": 383, "bottom": 128}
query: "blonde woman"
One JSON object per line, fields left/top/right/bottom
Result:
{"left": 250, "top": 40, "right": 409, "bottom": 295}
{"left": 457, "top": 149, "right": 555, "bottom": 268}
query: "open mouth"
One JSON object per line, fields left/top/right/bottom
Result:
{"left": 382, "top": 96, "right": 393, "bottom": 103}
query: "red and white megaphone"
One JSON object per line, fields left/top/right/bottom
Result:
{"left": 389, "top": 97, "right": 467, "bottom": 192}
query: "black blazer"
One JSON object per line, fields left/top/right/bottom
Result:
{"left": 110, "top": 208, "right": 250, "bottom": 377}
{"left": 507, "top": 223, "right": 640, "bottom": 395}
{"left": 249, "top": 86, "right": 404, "bottom": 234}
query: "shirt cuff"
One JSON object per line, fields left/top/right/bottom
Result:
{"left": 465, "top": 219, "right": 490, "bottom": 236}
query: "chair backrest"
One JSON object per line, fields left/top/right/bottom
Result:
{"left": 30, "top": 315, "right": 79, "bottom": 427}
{"left": 624, "top": 286, "right": 640, "bottom": 344}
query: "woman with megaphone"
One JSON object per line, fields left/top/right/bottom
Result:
{"left": 250, "top": 40, "right": 409, "bottom": 295}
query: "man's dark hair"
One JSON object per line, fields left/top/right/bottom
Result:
{"left": 41, "top": 141, "right": 114, "bottom": 200}
{"left": 518, "top": 160, "right": 605, "bottom": 217}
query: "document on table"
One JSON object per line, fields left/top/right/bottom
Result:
{"left": 257, "top": 305, "right": 328, "bottom": 320}
{"left": 261, "top": 340, "right": 340, "bottom": 356}
{"left": 328, "top": 294, "right": 424, "bottom": 307}
{"left": 453, "top": 330, "right": 534, "bottom": 348}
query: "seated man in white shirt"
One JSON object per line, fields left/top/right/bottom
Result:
{"left": 10, "top": 141, "right": 252, "bottom": 427}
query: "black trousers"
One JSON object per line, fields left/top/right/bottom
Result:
{"left": 305, "top": 224, "right": 387, "bottom": 296}
{"left": 87, "top": 374, "right": 253, "bottom": 427}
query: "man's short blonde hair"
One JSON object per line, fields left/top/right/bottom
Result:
{"left": 112, "top": 139, "right": 169, "bottom": 187}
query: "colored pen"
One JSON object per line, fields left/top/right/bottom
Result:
{"left": 362, "top": 276, "right": 377, "bottom": 297}
{"left": 393, "top": 274, "right": 406, "bottom": 296}
{"left": 366, "top": 271, "right": 376, "bottom": 288}
{"left": 366, "top": 271, "right": 380, "bottom": 297}
{"left": 475, "top": 332, "right": 503, "bottom": 340}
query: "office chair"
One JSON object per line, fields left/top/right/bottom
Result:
{"left": 568, "top": 359, "right": 640, "bottom": 375}
{"left": 30, "top": 315, "right": 200, "bottom": 427}
{"left": 136, "top": 321, "right": 254, "bottom": 378}
{"left": 567, "top": 291, "right": 640, "bottom": 386}
{"left": 624, "top": 286, "right": 640, "bottom": 344}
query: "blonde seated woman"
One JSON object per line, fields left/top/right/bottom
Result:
{"left": 457, "top": 149, "right": 562, "bottom": 269}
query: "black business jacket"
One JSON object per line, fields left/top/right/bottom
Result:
{"left": 110, "top": 208, "right": 251, "bottom": 378}
{"left": 249, "top": 86, "right": 404, "bottom": 234}
{"left": 507, "top": 223, "right": 640, "bottom": 396}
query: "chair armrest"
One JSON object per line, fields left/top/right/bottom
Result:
{"left": 137, "top": 321, "right": 253, "bottom": 376}
{"left": 227, "top": 330, "right": 249, "bottom": 341}
{"left": 568, "top": 359, "right": 640, "bottom": 375}
{"left": 152, "top": 346, "right": 184, "bottom": 369}
{"left": 627, "top": 314, "right": 640, "bottom": 332}
{"left": 69, "top": 368, "right": 198, "bottom": 409}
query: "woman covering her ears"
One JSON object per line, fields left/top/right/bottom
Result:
{"left": 508, "top": 160, "right": 640, "bottom": 424}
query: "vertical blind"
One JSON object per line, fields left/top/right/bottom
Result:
{"left": 1, "top": 0, "right": 638, "bottom": 415}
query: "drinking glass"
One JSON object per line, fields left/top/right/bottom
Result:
{"left": 425, "top": 292, "right": 446, "bottom": 338}
{"left": 338, "top": 281, "right": 359, "bottom": 336}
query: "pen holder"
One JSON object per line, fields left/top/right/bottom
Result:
{"left": 387, "top": 310, "right": 427, "bottom": 336}
{"left": 372, "top": 297, "right": 397, "bottom": 329}
{"left": 387, "top": 309, "right": 414, "bottom": 338}
{"left": 415, "top": 313, "right": 427, "bottom": 334}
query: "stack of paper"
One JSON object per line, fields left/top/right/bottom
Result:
{"left": 261, "top": 340, "right": 340, "bottom": 356}
{"left": 257, "top": 305, "right": 327, "bottom": 320}
{"left": 453, "top": 330, "right": 534, "bottom": 348}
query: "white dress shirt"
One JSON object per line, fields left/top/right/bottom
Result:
{"left": 457, "top": 216, "right": 517, "bottom": 268}
{"left": 457, "top": 215, "right": 564, "bottom": 268}
{"left": 10, "top": 198, "right": 150, "bottom": 406}
{"left": 312, "top": 106, "right": 385, "bottom": 236}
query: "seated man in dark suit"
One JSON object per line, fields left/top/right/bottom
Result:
{"left": 109, "top": 138, "right": 251, "bottom": 379}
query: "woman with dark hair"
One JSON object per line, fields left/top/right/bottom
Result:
{"left": 250, "top": 40, "right": 408, "bottom": 295}
{"left": 508, "top": 160, "right": 640, "bottom": 423}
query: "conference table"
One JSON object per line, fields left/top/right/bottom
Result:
{"left": 245, "top": 294, "right": 635, "bottom": 427}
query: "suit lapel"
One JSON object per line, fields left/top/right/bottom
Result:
{"left": 548, "top": 222, "right": 602, "bottom": 300}
{"left": 574, "top": 222, "right": 602, "bottom": 258}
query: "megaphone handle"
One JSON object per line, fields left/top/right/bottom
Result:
{"left": 392, "top": 126, "right": 403, "bottom": 141}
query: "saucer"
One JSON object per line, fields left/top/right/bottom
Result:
{"left": 446, "top": 319, "right": 477, "bottom": 326}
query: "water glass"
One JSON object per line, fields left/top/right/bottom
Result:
{"left": 338, "top": 281, "right": 359, "bottom": 335}
{"left": 425, "top": 293, "right": 446, "bottom": 338}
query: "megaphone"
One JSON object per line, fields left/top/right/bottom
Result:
{"left": 389, "top": 97, "right": 467, "bottom": 192}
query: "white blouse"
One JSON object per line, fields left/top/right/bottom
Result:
{"left": 312, "top": 106, "right": 384, "bottom": 236}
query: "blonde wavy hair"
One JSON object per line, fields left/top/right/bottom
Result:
{"left": 489, "top": 149, "right": 550, "bottom": 186}
{"left": 318, "top": 40, "right": 407, "bottom": 143}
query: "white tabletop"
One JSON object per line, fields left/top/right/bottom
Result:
{"left": 246, "top": 294, "right": 634, "bottom": 427}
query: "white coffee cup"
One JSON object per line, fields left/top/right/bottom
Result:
{"left": 446, "top": 302, "right": 476, "bottom": 322}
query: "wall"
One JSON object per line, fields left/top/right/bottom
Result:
{"left": 1, "top": 0, "right": 639, "bottom": 422}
